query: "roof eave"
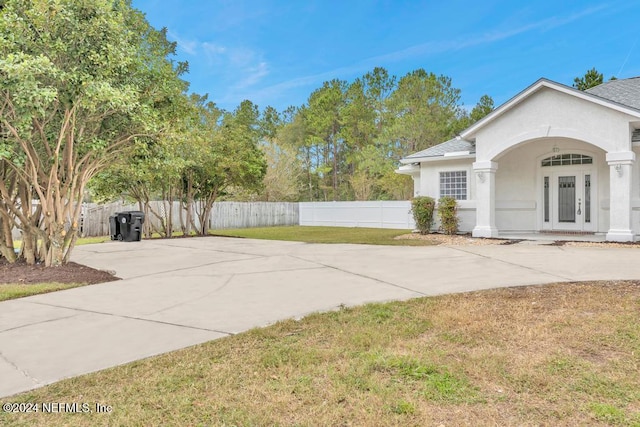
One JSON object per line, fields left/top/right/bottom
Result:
{"left": 395, "top": 164, "right": 420, "bottom": 176}
{"left": 401, "top": 154, "right": 476, "bottom": 164}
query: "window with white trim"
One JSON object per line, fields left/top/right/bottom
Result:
{"left": 541, "top": 153, "right": 592, "bottom": 166}
{"left": 439, "top": 171, "right": 467, "bottom": 200}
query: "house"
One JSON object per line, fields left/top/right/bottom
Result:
{"left": 397, "top": 77, "right": 640, "bottom": 241}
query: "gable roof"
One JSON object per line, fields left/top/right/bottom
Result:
{"left": 586, "top": 77, "right": 640, "bottom": 110}
{"left": 460, "top": 77, "right": 640, "bottom": 141}
{"left": 400, "top": 77, "right": 640, "bottom": 163}
{"left": 401, "top": 137, "right": 475, "bottom": 163}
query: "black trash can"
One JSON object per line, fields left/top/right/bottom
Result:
{"left": 110, "top": 211, "right": 145, "bottom": 242}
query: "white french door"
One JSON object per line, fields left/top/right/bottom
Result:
{"left": 543, "top": 170, "right": 594, "bottom": 231}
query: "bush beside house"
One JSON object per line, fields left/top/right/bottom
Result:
{"left": 411, "top": 197, "right": 436, "bottom": 234}
{"left": 438, "top": 196, "right": 459, "bottom": 235}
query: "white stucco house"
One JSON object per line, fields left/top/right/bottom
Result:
{"left": 397, "top": 77, "right": 640, "bottom": 241}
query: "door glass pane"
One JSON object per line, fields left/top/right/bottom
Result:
{"left": 585, "top": 174, "right": 591, "bottom": 223}
{"left": 558, "top": 176, "right": 575, "bottom": 223}
{"left": 544, "top": 177, "right": 549, "bottom": 222}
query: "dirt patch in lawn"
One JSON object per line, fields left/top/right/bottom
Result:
{"left": 396, "top": 232, "right": 640, "bottom": 248}
{"left": 0, "top": 259, "right": 119, "bottom": 285}
{"left": 394, "top": 232, "right": 509, "bottom": 245}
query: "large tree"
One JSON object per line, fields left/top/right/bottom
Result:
{"left": 92, "top": 96, "right": 267, "bottom": 236}
{"left": 384, "top": 69, "right": 463, "bottom": 156}
{"left": 185, "top": 99, "right": 267, "bottom": 234}
{"left": 0, "top": 0, "right": 187, "bottom": 265}
{"left": 257, "top": 106, "right": 303, "bottom": 202}
{"left": 304, "top": 80, "right": 347, "bottom": 200}
{"left": 453, "top": 94, "right": 496, "bottom": 133}
{"left": 470, "top": 94, "right": 495, "bottom": 122}
{"left": 277, "top": 67, "right": 475, "bottom": 201}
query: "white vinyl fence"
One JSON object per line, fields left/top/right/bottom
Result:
{"left": 299, "top": 201, "right": 416, "bottom": 229}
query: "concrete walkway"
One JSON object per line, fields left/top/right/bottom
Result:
{"left": 1, "top": 236, "right": 639, "bottom": 398}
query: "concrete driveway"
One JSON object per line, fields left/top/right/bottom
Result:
{"left": 1, "top": 236, "right": 639, "bottom": 398}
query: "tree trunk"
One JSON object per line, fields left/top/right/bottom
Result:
{"left": 146, "top": 201, "right": 167, "bottom": 237}
{"left": 0, "top": 217, "right": 16, "bottom": 262}
{"left": 46, "top": 226, "right": 66, "bottom": 267}
{"left": 21, "top": 227, "right": 37, "bottom": 265}
{"left": 332, "top": 137, "right": 338, "bottom": 200}
{"left": 184, "top": 174, "right": 193, "bottom": 235}
{"left": 197, "top": 190, "right": 218, "bottom": 235}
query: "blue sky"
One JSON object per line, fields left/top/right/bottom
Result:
{"left": 132, "top": 0, "right": 640, "bottom": 113}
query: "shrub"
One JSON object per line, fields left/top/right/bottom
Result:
{"left": 411, "top": 197, "right": 436, "bottom": 234}
{"left": 438, "top": 196, "right": 459, "bottom": 235}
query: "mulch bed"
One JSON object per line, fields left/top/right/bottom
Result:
{"left": 0, "top": 259, "right": 119, "bottom": 285}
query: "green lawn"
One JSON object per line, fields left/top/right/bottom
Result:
{"left": 0, "top": 283, "right": 87, "bottom": 302}
{"left": 2, "top": 281, "right": 638, "bottom": 426}
{"left": 12, "top": 235, "right": 111, "bottom": 250}
{"left": 75, "top": 236, "right": 111, "bottom": 245}
{"left": 13, "top": 227, "right": 430, "bottom": 249}
{"left": 211, "top": 226, "right": 435, "bottom": 246}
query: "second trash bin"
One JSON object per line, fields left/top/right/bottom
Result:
{"left": 110, "top": 211, "right": 145, "bottom": 241}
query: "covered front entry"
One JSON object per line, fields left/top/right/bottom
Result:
{"left": 398, "top": 78, "right": 640, "bottom": 242}
{"left": 540, "top": 153, "right": 596, "bottom": 232}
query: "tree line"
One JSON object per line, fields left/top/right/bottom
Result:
{"left": 257, "top": 69, "right": 494, "bottom": 202}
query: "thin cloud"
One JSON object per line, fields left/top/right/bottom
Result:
{"left": 227, "top": 47, "right": 258, "bottom": 67}
{"left": 618, "top": 36, "right": 639, "bottom": 76}
{"left": 372, "top": 3, "right": 608, "bottom": 64}
{"left": 244, "top": 63, "right": 364, "bottom": 99}
{"left": 177, "top": 36, "right": 269, "bottom": 88}
{"left": 254, "top": 3, "right": 609, "bottom": 99}
{"left": 167, "top": 31, "right": 198, "bottom": 56}
{"left": 235, "top": 61, "right": 269, "bottom": 89}
{"left": 201, "top": 42, "right": 227, "bottom": 63}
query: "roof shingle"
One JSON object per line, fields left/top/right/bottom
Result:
{"left": 404, "top": 138, "right": 475, "bottom": 160}
{"left": 586, "top": 77, "right": 640, "bottom": 110}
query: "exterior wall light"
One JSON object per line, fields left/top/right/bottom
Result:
{"left": 615, "top": 164, "right": 623, "bottom": 176}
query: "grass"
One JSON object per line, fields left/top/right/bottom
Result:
{"left": 210, "top": 226, "right": 436, "bottom": 246}
{"left": 12, "top": 235, "right": 110, "bottom": 250}
{"left": 2, "top": 281, "right": 639, "bottom": 426}
{"left": 13, "top": 227, "right": 432, "bottom": 249}
{"left": 0, "top": 283, "right": 87, "bottom": 302}
{"left": 75, "top": 236, "right": 110, "bottom": 245}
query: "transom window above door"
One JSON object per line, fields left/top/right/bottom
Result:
{"left": 541, "top": 153, "right": 592, "bottom": 167}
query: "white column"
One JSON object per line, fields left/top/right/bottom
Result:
{"left": 606, "top": 151, "right": 635, "bottom": 242}
{"left": 472, "top": 161, "right": 499, "bottom": 238}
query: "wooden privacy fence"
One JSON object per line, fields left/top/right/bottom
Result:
{"left": 81, "top": 201, "right": 140, "bottom": 237}
{"left": 80, "top": 201, "right": 299, "bottom": 237}
{"left": 210, "top": 202, "right": 298, "bottom": 230}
